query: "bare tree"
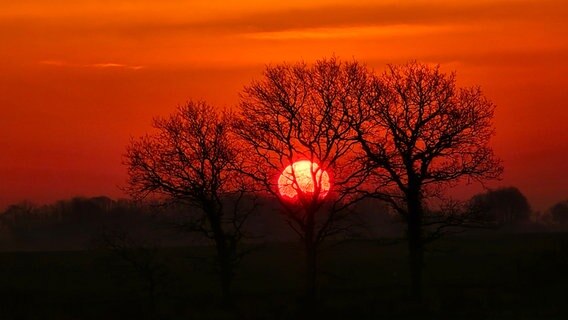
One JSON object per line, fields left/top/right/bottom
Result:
{"left": 124, "top": 101, "right": 257, "bottom": 305}
{"left": 234, "top": 58, "right": 371, "bottom": 305}
{"left": 349, "top": 62, "right": 503, "bottom": 300}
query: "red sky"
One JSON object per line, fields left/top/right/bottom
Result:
{"left": 1, "top": 0, "right": 567, "bottom": 211}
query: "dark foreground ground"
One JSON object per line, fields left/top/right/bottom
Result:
{"left": 0, "top": 232, "right": 567, "bottom": 319}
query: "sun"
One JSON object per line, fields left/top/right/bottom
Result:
{"left": 278, "top": 160, "right": 330, "bottom": 202}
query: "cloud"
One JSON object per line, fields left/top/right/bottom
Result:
{"left": 110, "top": 0, "right": 563, "bottom": 37}
{"left": 241, "top": 24, "right": 463, "bottom": 40}
{"left": 39, "top": 60, "right": 144, "bottom": 70}
{"left": 90, "top": 63, "right": 144, "bottom": 70}
{"left": 8, "top": 0, "right": 563, "bottom": 39}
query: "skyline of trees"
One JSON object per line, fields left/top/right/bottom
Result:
{"left": 2, "top": 185, "right": 558, "bottom": 250}
{"left": 5, "top": 57, "right": 567, "bottom": 310}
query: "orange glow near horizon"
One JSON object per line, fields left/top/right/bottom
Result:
{"left": 0, "top": 0, "right": 567, "bottom": 211}
{"left": 278, "top": 161, "right": 331, "bottom": 202}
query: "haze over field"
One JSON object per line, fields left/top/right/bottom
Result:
{"left": 1, "top": 0, "right": 567, "bottom": 209}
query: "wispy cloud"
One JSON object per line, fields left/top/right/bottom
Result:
{"left": 39, "top": 60, "right": 144, "bottom": 70}
{"left": 90, "top": 63, "right": 144, "bottom": 70}
{"left": 241, "top": 24, "right": 462, "bottom": 40}
{"left": 115, "top": 0, "right": 562, "bottom": 36}
{"left": 9, "top": 1, "right": 563, "bottom": 39}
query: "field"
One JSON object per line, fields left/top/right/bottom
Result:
{"left": 0, "top": 232, "right": 567, "bottom": 319}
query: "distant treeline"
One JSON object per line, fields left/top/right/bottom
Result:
{"left": 0, "top": 187, "right": 566, "bottom": 251}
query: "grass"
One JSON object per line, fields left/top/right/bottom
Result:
{"left": 0, "top": 232, "right": 567, "bottom": 319}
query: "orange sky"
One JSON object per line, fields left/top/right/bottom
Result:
{"left": 1, "top": 0, "right": 567, "bottom": 211}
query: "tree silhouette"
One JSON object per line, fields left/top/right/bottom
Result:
{"left": 124, "top": 101, "right": 256, "bottom": 305}
{"left": 234, "top": 58, "right": 370, "bottom": 305}
{"left": 348, "top": 62, "right": 502, "bottom": 300}
{"left": 549, "top": 200, "right": 568, "bottom": 225}
{"left": 469, "top": 187, "right": 531, "bottom": 225}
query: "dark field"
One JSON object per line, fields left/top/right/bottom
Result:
{"left": 1, "top": 232, "right": 567, "bottom": 319}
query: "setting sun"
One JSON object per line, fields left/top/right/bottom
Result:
{"left": 277, "top": 160, "right": 330, "bottom": 202}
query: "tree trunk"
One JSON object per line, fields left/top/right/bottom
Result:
{"left": 207, "top": 207, "right": 234, "bottom": 306}
{"left": 305, "top": 238, "right": 317, "bottom": 304}
{"left": 218, "top": 251, "right": 233, "bottom": 306}
{"left": 148, "top": 275, "right": 156, "bottom": 315}
{"left": 406, "top": 188, "right": 424, "bottom": 302}
{"left": 212, "top": 231, "right": 234, "bottom": 306}
{"left": 408, "top": 222, "right": 423, "bottom": 301}
{"left": 303, "top": 209, "right": 318, "bottom": 308}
